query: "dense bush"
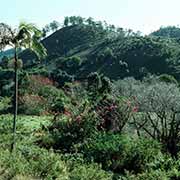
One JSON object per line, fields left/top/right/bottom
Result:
{"left": 41, "top": 110, "right": 98, "bottom": 152}
{"left": 69, "top": 163, "right": 112, "bottom": 180}
{"left": 0, "top": 97, "right": 11, "bottom": 113}
{"left": 95, "top": 96, "right": 137, "bottom": 132}
{"left": 80, "top": 133, "right": 162, "bottom": 174}
{"left": 51, "top": 69, "right": 74, "bottom": 87}
{"left": 0, "top": 146, "right": 112, "bottom": 180}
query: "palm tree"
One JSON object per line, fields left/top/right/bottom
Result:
{"left": 0, "top": 22, "right": 47, "bottom": 151}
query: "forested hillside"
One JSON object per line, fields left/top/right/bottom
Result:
{"left": 0, "top": 17, "right": 180, "bottom": 179}
{"left": 14, "top": 18, "right": 180, "bottom": 81}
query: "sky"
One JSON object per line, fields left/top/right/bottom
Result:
{"left": 0, "top": 0, "right": 180, "bottom": 34}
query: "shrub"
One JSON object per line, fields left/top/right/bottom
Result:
{"left": 121, "top": 170, "right": 168, "bottom": 180}
{"left": 51, "top": 69, "right": 74, "bottom": 87}
{"left": 0, "top": 97, "right": 11, "bottom": 113}
{"left": 96, "top": 96, "right": 137, "bottom": 132}
{"left": 81, "top": 133, "right": 162, "bottom": 174}
{"left": 41, "top": 110, "right": 98, "bottom": 152}
{"left": 38, "top": 85, "right": 70, "bottom": 113}
{"left": 18, "top": 74, "right": 69, "bottom": 115}
{"left": 0, "top": 147, "right": 69, "bottom": 180}
{"left": 69, "top": 163, "right": 112, "bottom": 180}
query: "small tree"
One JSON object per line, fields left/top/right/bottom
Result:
{"left": 49, "top": 20, "right": 60, "bottom": 32}
{"left": 0, "top": 22, "right": 47, "bottom": 151}
{"left": 64, "top": 17, "right": 69, "bottom": 27}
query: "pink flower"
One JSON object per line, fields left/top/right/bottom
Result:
{"left": 75, "top": 115, "right": 81, "bottom": 123}
{"left": 109, "top": 105, "right": 118, "bottom": 110}
{"left": 64, "top": 110, "right": 72, "bottom": 116}
{"left": 132, "top": 106, "right": 138, "bottom": 112}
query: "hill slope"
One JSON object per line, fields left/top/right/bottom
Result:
{"left": 18, "top": 24, "right": 180, "bottom": 80}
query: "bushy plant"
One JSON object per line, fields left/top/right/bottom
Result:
{"left": 87, "top": 72, "right": 112, "bottom": 100}
{"left": 0, "top": 96, "right": 11, "bottom": 113}
{"left": 69, "top": 163, "right": 112, "bottom": 180}
{"left": 120, "top": 170, "right": 169, "bottom": 180}
{"left": 96, "top": 96, "right": 137, "bottom": 132}
{"left": 51, "top": 69, "right": 74, "bottom": 87}
{"left": 41, "top": 109, "right": 98, "bottom": 152}
{"left": 81, "top": 133, "right": 162, "bottom": 174}
{"left": 0, "top": 147, "right": 69, "bottom": 180}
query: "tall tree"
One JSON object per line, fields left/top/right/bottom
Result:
{"left": 64, "top": 17, "right": 69, "bottom": 27}
{"left": 69, "top": 16, "right": 76, "bottom": 25}
{"left": 42, "top": 24, "right": 51, "bottom": 38}
{"left": 49, "top": 20, "right": 60, "bottom": 32}
{"left": 0, "top": 22, "right": 47, "bottom": 151}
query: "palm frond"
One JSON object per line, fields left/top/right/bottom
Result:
{"left": 31, "top": 35, "right": 47, "bottom": 59}
{"left": 18, "top": 22, "right": 42, "bottom": 38}
{"left": 17, "top": 22, "right": 47, "bottom": 59}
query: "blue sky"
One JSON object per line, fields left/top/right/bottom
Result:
{"left": 1, "top": 0, "right": 180, "bottom": 34}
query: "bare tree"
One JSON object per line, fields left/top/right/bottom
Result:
{"left": 114, "top": 77, "right": 180, "bottom": 157}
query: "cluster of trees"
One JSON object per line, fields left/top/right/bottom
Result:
{"left": 62, "top": 16, "right": 140, "bottom": 36}
{"left": 28, "top": 18, "right": 180, "bottom": 82}
{"left": 42, "top": 20, "right": 60, "bottom": 37}
{"left": 150, "top": 26, "right": 180, "bottom": 38}
{"left": 41, "top": 16, "right": 140, "bottom": 39}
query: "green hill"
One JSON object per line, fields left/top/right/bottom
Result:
{"left": 12, "top": 20, "right": 180, "bottom": 81}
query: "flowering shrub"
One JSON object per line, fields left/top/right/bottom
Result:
{"left": 96, "top": 96, "right": 138, "bottom": 132}
{"left": 41, "top": 113, "right": 98, "bottom": 152}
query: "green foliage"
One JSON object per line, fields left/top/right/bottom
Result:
{"left": 87, "top": 72, "right": 112, "bottom": 100}
{"left": 150, "top": 26, "right": 180, "bottom": 38}
{"left": 81, "top": 133, "right": 162, "bottom": 173}
{"left": 51, "top": 69, "right": 74, "bottom": 87}
{"left": 0, "top": 56, "right": 10, "bottom": 69}
{"left": 2, "top": 17, "right": 180, "bottom": 179}
{"left": 121, "top": 170, "right": 169, "bottom": 180}
{"left": 41, "top": 110, "right": 98, "bottom": 152}
{"left": 0, "top": 147, "right": 69, "bottom": 180}
{"left": 158, "top": 74, "right": 178, "bottom": 84}
{"left": 0, "top": 97, "right": 11, "bottom": 113}
{"left": 69, "top": 163, "right": 112, "bottom": 180}
{"left": 0, "top": 115, "right": 112, "bottom": 179}
{"left": 2, "top": 17, "right": 180, "bottom": 81}
{"left": 0, "top": 69, "right": 14, "bottom": 97}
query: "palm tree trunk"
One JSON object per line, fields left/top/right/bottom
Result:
{"left": 11, "top": 47, "right": 18, "bottom": 152}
